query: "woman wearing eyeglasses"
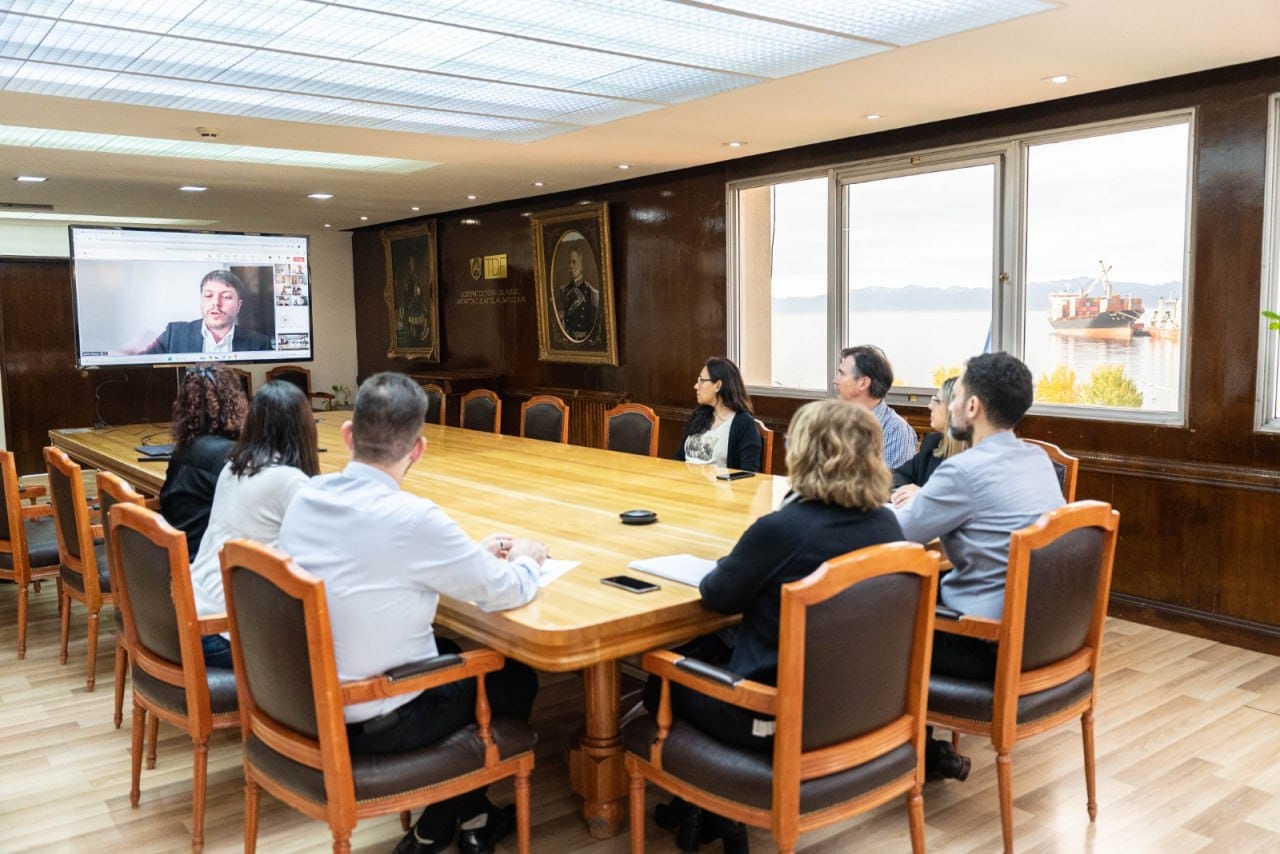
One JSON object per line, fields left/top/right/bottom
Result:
{"left": 674, "top": 356, "right": 762, "bottom": 472}
{"left": 890, "top": 375, "right": 970, "bottom": 507}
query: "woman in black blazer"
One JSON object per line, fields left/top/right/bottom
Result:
{"left": 674, "top": 356, "right": 762, "bottom": 472}
{"left": 890, "top": 375, "right": 970, "bottom": 506}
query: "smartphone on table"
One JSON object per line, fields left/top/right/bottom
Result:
{"left": 601, "top": 575, "right": 660, "bottom": 594}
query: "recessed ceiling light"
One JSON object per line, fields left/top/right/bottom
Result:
{"left": 308, "top": 192, "right": 334, "bottom": 200}
{"left": 324, "top": 223, "right": 331, "bottom": 228}
{"left": 617, "top": 164, "right": 630, "bottom": 170}
{"left": 360, "top": 215, "right": 368, "bottom": 221}
{"left": 460, "top": 218, "right": 480, "bottom": 225}
{"left": 520, "top": 212, "right": 531, "bottom": 217}
{"left": 15, "top": 175, "right": 47, "bottom": 182}
{"left": 178, "top": 185, "right": 207, "bottom": 192}
{"left": 723, "top": 140, "right": 746, "bottom": 148}
{"left": 466, "top": 194, "right": 477, "bottom": 200}
{"left": 532, "top": 181, "right": 544, "bottom": 188}
{"left": 1046, "top": 74, "right": 1071, "bottom": 85}
{"left": 865, "top": 113, "right": 881, "bottom": 120}
{"left": 577, "top": 200, "right": 593, "bottom": 205}
{"left": 411, "top": 206, "right": 420, "bottom": 211}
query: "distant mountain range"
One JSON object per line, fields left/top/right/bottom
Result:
{"left": 775, "top": 277, "right": 1183, "bottom": 312}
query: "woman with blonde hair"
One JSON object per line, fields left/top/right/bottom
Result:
{"left": 890, "top": 375, "right": 970, "bottom": 507}
{"left": 647, "top": 399, "right": 903, "bottom": 851}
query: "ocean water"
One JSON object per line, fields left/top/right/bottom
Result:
{"left": 769, "top": 309, "right": 1181, "bottom": 411}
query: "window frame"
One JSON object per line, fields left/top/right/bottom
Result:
{"left": 1256, "top": 92, "right": 1280, "bottom": 433}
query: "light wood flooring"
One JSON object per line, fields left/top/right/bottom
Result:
{"left": 1, "top": 583, "right": 1277, "bottom": 853}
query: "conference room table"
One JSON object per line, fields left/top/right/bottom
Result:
{"left": 49, "top": 414, "right": 791, "bottom": 837}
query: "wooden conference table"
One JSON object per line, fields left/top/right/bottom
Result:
{"left": 50, "top": 415, "right": 790, "bottom": 837}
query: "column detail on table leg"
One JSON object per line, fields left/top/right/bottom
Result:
{"left": 573, "top": 660, "right": 626, "bottom": 838}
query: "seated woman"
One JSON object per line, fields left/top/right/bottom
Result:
{"left": 159, "top": 365, "right": 247, "bottom": 556}
{"left": 188, "top": 380, "right": 320, "bottom": 668}
{"left": 647, "top": 399, "right": 903, "bottom": 851}
{"left": 674, "top": 356, "right": 762, "bottom": 472}
{"left": 890, "top": 375, "right": 969, "bottom": 506}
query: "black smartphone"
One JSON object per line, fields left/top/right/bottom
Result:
{"left": 601, "top": 575, "right": 660, "bottom": 594}
{"left": 716, "top": 471, "right": 755, "bottom": 481}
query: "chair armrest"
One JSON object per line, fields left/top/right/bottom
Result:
{"left": 341, "top": 649, "right": 504, "bottom": 706}
{"left": 18, "top": 484, "right": 47, "bottom": 502}
{"left": 21, "top": 503, "right": 53, "bottom": 519}
{"left": 935, "top": 609, "right": 1001, "bottom": 641}
{"left": 197, "top": 614, "right": 229, "bottom": 634}
{"left": 642, "top": 650, "right": 775, "bottom": 716}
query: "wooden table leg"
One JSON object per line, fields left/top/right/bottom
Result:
{"left": 571, "top": 660, "right": 627, "bottom": 838}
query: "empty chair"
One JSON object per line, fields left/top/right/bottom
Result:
{"left": 266, "top": 365, "right": 335, "bottom": 411}
{"left": 754, "top": 418, "right": 775, "bottom": 475}
{"left": 110, "top": 502, "right": 239, "bottom": 853}
{"left": 520, "top": 394, "right": 570, "bottom": 443}
{"left": 460, "top": 388, "right": 502, "bottom": 433}
{"left": 421, "top": 382, "right": 446, "bottom": 426}
{"left": 0, "top": 449, "right": 60, "bottom": 659}
{"left": 97, "top": 471, "right": 148, "bottom": 729}
{"left": 927, "top": 501, "right": 1119, "bottom": 853}
{"left": 603, "top": 403, "right": 659, "bottom": 457}
{"left": 219, "top": 539, "right": 535, "bottom": 854}
{"left": 1023, "top": 438, "right": 1079, "bottom": 500}
{"left": 44, "top": 446, "right": 112, "bottom": 690}
{"left": 624, "top": 542, "right": 939, "bottom": 854}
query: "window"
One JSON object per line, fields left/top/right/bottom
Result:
{"left": 730, "top": 113, "right": 1194, "bottom": 423}
{"left": 1258, "top": 93, "right": 1280, "bottom": 433}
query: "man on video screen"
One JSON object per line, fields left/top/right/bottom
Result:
{"left": 141, "top": 269, "right": 273, "bottom": 354}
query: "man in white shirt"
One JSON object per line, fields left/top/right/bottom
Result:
{"left": 833, "top": 344, "right": 916, "bottom": 468}
{"left": 278, "top": 372, "right": 547, "bottom": 854}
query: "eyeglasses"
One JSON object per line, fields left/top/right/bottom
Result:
{"left": 929, "top": 395, "right": 943, "bottom": 405}
{"left": 694, "top": 376, "right": 714, "bottom": 385}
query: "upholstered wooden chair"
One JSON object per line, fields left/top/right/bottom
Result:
{"left": 520, "top": 394, "right": 570, "bottom": 443}
{"left": 98, "top": 471, "right": 149, "bottom": 729}
{"left": 44, "top": 445, "right": 112, "bottom": 690}
{"left": 927, "top": 500, "right": 1119, "bottom": 853}
{"left": 219, "top": 539, "right": 536, "bottom": 854}
{"left": 603, "top": 403, "right": 659, "bottom": 457}
{"left": 1, "top": 449, "right": 60, "bottom": 659}
{"left": 753, "top": 418, "right": 775, "bottom": 475}
{"left": 460, "top": 388, "right": 502, "bottom": 433}
{"left": 110, "top": 503, "right": 239, "bottom": 853}
{"left": 420, "top": 382, "right": 447, "bottom": 426}
{"left": 623, "top": 542, "right": 939, "bottom": 854}
{"left": 1023, "top": 438, "right": 1079, "bottom": 501}
{"left": 266, "top": 365, "right": 334, "bottom": 411}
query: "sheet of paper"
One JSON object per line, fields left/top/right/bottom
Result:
{"left": 628, "top": 553, "right": 717, "bottom": 587}
{"left": 537, "top": 558, "right": 578, "bottom": 588}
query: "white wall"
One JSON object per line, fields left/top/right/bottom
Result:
{"left": 0, "top": 222, "right": 357, "bottom": 447}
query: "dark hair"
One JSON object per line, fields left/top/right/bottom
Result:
{"left": 840, "top": 344, "right": 894, "bottom": 399}
{"left": 200, "top": 269, "right": 245, "bottom": 297}
{"left": 351, "top": 372, "right": 428, "bottom": 464}
{"left": 228, "top": 381, "right": 320, "bottom": 478}
{"left": 962, "top": 351, "right": 1034, "bottom": 429}
{"left": 170, "top": 365, "right": 247, "bottom": 451}
{"left": 688, "top": 356, "right": 753, "bottom": 434}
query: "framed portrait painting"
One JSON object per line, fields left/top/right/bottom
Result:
{"left": 531, "top": 202, "right": 618, "bottom": 365}
{"left": 382, "top": 220, "right": 439, "bottom": 361}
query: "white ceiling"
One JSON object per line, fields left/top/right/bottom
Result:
{"left": 0, "top": 0, "right": 1276, "bottom": 234}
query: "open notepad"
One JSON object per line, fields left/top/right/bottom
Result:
{"left": 628, "top": 553, "right": 716, "bottom": 587}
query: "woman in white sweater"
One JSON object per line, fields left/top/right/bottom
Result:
{"left": 190, "top": 380, "right": 320, "bottom": 669}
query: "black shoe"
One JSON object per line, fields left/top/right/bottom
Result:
{"left": 654, "top": 796, "right": 697, "bottom": 830}
{"left": 700, "top": 811, "right": 749, "bottom": 854}
{"left": 458, "top": 804, "right": 516, "bottom": 854}
{"left": 392, "top": 826, "right": 454, "bottom": 854}
{"left": 925, "top": 740, "right": 971, "bottom": 782}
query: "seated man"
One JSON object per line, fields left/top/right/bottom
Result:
{"left": 892, "top": 352, "right": 1064, "bottom": 779}
{"left": 277, "top": 372, "right": 547, "bottom": 854}
{"left": 142, "top": 269, "right": 273, "bottom": 354}
{"left": 833, "top": 344, "right": 916, "bottom": 468}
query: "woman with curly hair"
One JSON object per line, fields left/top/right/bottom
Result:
{"left": 158, "top": 365, "right": 247, "bottom": 555}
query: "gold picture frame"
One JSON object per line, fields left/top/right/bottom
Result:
{"left": 382, "top": 220, "right": 439, "bottom": 361}
{"left": 531, "top": 202, "right": 618, "bottom": 365}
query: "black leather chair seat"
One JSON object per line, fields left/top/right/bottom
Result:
{"left": 622, "top": 716, "right": 915, "bottom": 813}
{"left": 929, "top": 671, "right": 1093, "bottom": 725}
{"left": 59, "top": 540, "right": 110, "bottom": 593}
{"left": 245, "top": 717, "right": 537, "bottom": 805}
{"left": 0, "top": 516, "right": 60, "bottom": 570}
{"left": 133, "top": 665, "right": 239, "bottom": 715}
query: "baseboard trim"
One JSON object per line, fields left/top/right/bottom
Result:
{"left": 1109, "top": 592, "right": 1280, "bottom": 655}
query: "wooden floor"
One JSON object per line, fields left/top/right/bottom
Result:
{"left": 1, "top": 583, "right": 1278, "bottom": 853}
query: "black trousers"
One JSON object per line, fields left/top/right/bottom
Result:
{"left": 345, "top": 639, "right": 538, "bottom": 838}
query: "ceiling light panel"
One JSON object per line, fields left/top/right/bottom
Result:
{"left": 422, "top": 36, "right": 639, "bottom": 89}
{"left": 272, "top": 4, "right": 409, "bottom": 59}
{"left": 169, "top": 0, "right": 321, "bottom": 47}
{"left": 98, "top": 73, "right": 275, "bottom": 111}
{"left": 371, "top": 109, "right": 556, "bottom": 138}
{"left": 213, "top": 50, "right": 342, "bottom": 90}
{"left": 55, "top": 0, "right": 201, "bottom": 30}
{"left": 27, "top": 21, "right": 160, "bottom": 70}
{"left": 423, "top": 80, "right": 647, "bottom": 123}
{"left": 0, "top": 57, "right": 21, "bottom": 88}
{"left": 351, "top": 21, "right": 501, "bottom": 70}
{"left": 0, "top": 12, "right": 57, "bottom": 61}
{"left": 697, "top": 0, "right": 1057, "bottom": 46}
{"left": 583, "top": 61, "right": 754, "bottom": 103}
{"left": 5, "top": 61, "right": 116, "bottom": 98}
{"left": 126, "top": 36, "right": 255, "bottom": 80}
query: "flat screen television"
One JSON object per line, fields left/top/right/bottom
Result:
{"left": 69, "top": 225, "right": 313, "bottom": 368}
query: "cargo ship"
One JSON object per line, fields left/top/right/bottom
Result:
{"left": 1047, "top": 262, "right": 1144, "bottom": 339}
{"left": 1146, "top": 296, "right": 1181, "bottom": 341}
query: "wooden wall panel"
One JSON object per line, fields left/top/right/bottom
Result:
{"left": 349, "top": 59, "right": 1280, "bottom": 650}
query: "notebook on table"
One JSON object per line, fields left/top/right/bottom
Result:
{"left": 134, "top": 443, "right": 174, "bottom": 457}
{"left": 627, "top": 553, "right": 717, "bottom": 587}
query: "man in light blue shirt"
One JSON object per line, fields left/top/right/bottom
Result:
{"left": 278, "top": 372, "right": 546, "bottom": 854}
{"left": 893, "top": 352, "right": 1064, "bottom": 780}
{"left": 834, "top": 344, "right": 916, "bottom": 468}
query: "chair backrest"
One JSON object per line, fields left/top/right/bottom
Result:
{"left": 754, "top": 418, "right": 775, "bottom": 475}
{"left": 267, "top": 365, "right": 312, "bottom": 397}
{"left": 110, "top": 503, "right": 214, "bottom": 723}
{"left": 97, "top": 471, "right": 147, "bottom": 594}
{"left": 221, "top": 540, "right": 351, "bottom": 804}
{"left": 43, "top": 446, "right": 101, "bottom": 588}
{"left": 772, "top": 542, "right": 938, "bottom": 820}
{"left": 461, "top": 388, "right": 502, "bottom": 433}
{"left": 0, "top": 449, "right": 22, "bottom": 551}
{"left": 603, "top": 403, "right": 659, "bottom": 456}
{"left": 1022, "top": 438, "right": 1079, "bottom": 501}
{"left": 421, "top": 382, "right": 446, "bottom": 426}
{"left": 520, "top": 394, "right": 569, "bottom": 443}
